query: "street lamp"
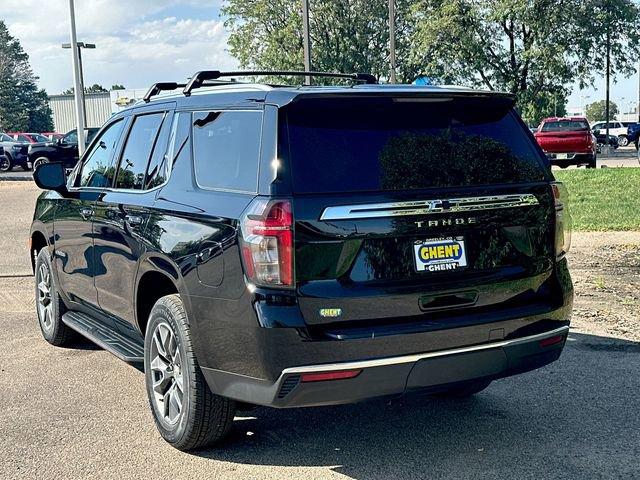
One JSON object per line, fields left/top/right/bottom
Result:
{"left": 62, "top": 41, "right": 95, "bottom": 139}
{"left": 580, "top": 94, "right": 590, "bottom": 117}
{"left": 62, "top": 42, "right": 96, "bottom": 93}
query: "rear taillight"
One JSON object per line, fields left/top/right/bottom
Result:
{"left": 240, "top": 198, "right": 293, "bottom": 287}
{"left": 551, "top": 182, "right": 572, "bottom": 259}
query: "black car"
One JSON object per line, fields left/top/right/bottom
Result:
{"left": 0, "top": 132, "right": 31, "bottom": 171}
{"left": 30, "top": 71, "right": 574, "bottom": 451}
{"left": 28, "top": 127, "right": 99, "bottom": 171}
{"left": 593, "top": 130, "right": 620, "bottom": 153}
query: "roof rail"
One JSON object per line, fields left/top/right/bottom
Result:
{"left": 182, "top": 70, "right": 377, "bottom": 96}
{"left": 143, "top": 82, "right": 187, "bottom": 103}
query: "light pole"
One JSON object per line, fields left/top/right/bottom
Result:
{"left": 301, "top": 0, "right": 311, "bottom": 85}
{"left": 65, "top": 0, "right": 87, "bottom": 154}
{"left": 62, "top": 41, "right": 95, "bottom": 132}
{"left": 389, "top": 0, "right": 397, "bottom": 83}
{"left": 580, "top": 94, "right": 590, "bottom": 117}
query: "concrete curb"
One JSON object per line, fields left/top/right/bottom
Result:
{"left": 0, "top": 175, "right": 33, "bottom": 182}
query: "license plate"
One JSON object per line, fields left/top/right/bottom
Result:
{"left": 556, "top": 153, "right": 568, "bottom": 159}
{"left": 414, "top": 237, "right": 467, "bottom": 272}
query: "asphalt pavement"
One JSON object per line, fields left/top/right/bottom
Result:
{"left": 1, "top": 183, "right": 639, "bottom": 480}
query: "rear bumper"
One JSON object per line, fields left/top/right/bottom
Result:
{"left": 545, "top": 152, "right": 594, "bottom": 164}
{"left": 201, "top": 325, "right": 569, "bottom": 408}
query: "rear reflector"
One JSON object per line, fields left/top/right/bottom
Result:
{"left": 539, "top": 335, "right": 565, "bottom": 348}
{"left": 300, "top": 369, "right": 362, "bottom": 383}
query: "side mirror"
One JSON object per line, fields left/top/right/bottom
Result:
{"left": 33, "top": 162, "right": 67, "bottom": 194}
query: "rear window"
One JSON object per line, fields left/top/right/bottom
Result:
{"left": 282, "top": 96, "right": 547, "bottom": 193}
{"left": 541, "top": 120, "right": 590, "bottom": 132}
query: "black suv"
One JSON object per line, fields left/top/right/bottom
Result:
{"left": 30, "top": 71, "right": 573, "bottom": 451}
{"left": 28, "top": 127, "right": 100, "bottom": 171}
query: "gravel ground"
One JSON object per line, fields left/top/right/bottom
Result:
{"left": 0, "top": 182, "right": 639, "bottom": 479}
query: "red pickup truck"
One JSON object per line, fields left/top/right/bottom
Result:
{"left": 533, "top": 117, "right": 597, "bottom": 168}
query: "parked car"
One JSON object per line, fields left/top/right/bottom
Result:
{"left": 28, "top": 127, "right": 99, "bottom": 171}
{"left": 590, "top": 120, "right": 629, "bottom": 146}
{"left": 0, "top": 132, "right": 31, "bottom": 171}
{"left": 533, "top": 117, "right": 597, "bottom": 168}
{"left": 30, "top": 71, "right": 573, "bottom": 451}
{"left": 7, "top": 132, "right": 51, "bottom": 144}
{"left": 0, "top": 145, "right": 7, "bottom": 170}
{"left": 626, "top": 122, "right": 640, "bottom": 149}
{"left": 593, "top": 130, "right": 620, "bottom": 153}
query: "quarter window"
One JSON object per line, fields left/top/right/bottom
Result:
{"left": 115, "top": 112, "right": 165, "bottom": 190}
{"left": 78, "top": 119, "right": 124, "bottom": 188}
{"left": 192, "top": 111, "right": 262, "bottom": 192}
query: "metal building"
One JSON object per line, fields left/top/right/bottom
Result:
{"left": 48, "top": 92, "right": 112, "bottom": 133}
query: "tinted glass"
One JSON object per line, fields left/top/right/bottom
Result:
{"left": 0, "top": 133, "right": 13, "bottom": 142}
{"left": 144, "top": 113, "right": 174, "bottom": 189}
{"left": 283, "top": 97, "right": 547, "bottom": 193}
{"left": 541, "top": 120, "right": 590, "bottom": 132}
{"left": 192, "top": 111, "right": 262, "bottom": 192}
{"left": 63, "top": 130, "right": 77, "bottom": 143}
{"left": 79, "top": 120, "right": 124, "bottom": 187}
{"left": 115, "top": 112, "right": 164, "bottom": 190}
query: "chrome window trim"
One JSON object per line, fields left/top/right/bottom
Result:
{"left": 319, "top": 194, "right": 539, "bottom": 221}
{"left": 280, "top": 326, "right": 569, "bottom": 375}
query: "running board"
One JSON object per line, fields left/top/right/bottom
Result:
{"left": 62, "top": 311, "right": 144, "bottom": 363}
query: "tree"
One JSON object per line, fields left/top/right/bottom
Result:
{"left": 222, "top": 0, "right": 419, "bottom": 83}
{"left": 408, "top": 0, "right": 640, "bottom": 125}
{"left": 585, "top": 100, "right": 619, "bottom": 122}
{"left": 0, "top": 21, "right": 53, "bottom": 132}
{"left": 111, "top": 84, "right": 125, "bottom": 90}
{"left": 63, "top": 83, "right": 109, "bottom": 95}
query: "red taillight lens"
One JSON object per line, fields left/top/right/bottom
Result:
{"left": 300, "top": 369, "right": 362, "bottom": 383}
{"left": 551, "top": 182, "right": 572, "bottom": 259}
{"left": 539, "top": 334, "right": 565, "bottom": 348}
{"left": 240, "top": 198, "right": 294, "bottom": 287}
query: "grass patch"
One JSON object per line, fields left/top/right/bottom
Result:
{"left": 554, "top": 169, "right": 640, "bottom": 231}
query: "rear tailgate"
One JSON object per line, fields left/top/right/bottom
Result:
{"left": 280, "top": 94, "right": 558, "bottom": 329}
{"left": 534, "top": 131, "right": 592, "bottom": 153}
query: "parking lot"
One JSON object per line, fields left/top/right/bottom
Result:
{"left": 0, "top": 181, "right": 639, "bottom": 480}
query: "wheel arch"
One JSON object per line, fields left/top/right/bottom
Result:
{"left": 30, "top": 230, "right": 48, "bottom": 273}
{"left": 135, "top": 254, "right": 188, "bottom": 337}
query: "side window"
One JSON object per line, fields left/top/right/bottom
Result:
{"left": 64, "top": 130, "right": 78, "bottom": 144}
{"left": 115, "top": 112, "right": 165, "bottom": 190}
{"left": 78, "top": 120, "right": 125, "bottom": 188}
{"left": 144, "top": 112, "right": 174, "bottom": 189}
{"left": 192, "top": 110, "right": 262, "bottom": 192}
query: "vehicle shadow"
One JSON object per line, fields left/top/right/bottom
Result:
{"left": 191, "top": 332, "right": 640, "bottom": 479}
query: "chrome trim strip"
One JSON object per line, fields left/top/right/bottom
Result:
{"left": 281, "top": 326, "right": 569, "bottom": 375}
{"left": 319, "top": 194, "right": 539, "bottom": 221}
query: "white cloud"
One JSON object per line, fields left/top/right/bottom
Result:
{"left": 2, "top": 0, "right": 234, "bottom": 93}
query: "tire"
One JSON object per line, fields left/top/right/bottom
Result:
{"left": 587, "top": 155, "right": 597, "bottom": 169}
{"left": 144, "top": 294, "right": 236, "bottom": 451}
{"left": 0, "top": 154, "right": 13, "bottom": 172}
{"left": 35, "top": 248, "right": 75, "bottom": 346}
{"left": 33, "top": 156, "right": 50, "bottom": 171}
{"left": 433, "top": 379, "right": 493, "bottom": 398}
{"left": 617, "top": 135, "right": 629, "bottom": 147}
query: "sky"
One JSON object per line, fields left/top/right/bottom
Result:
{"left": 2, "top": 1, "right": 639, "bottom": 114}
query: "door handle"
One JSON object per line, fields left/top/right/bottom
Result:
{"left": 125, "top": 214, "right": 143, "bottom": 226}
{"left": 79, "top": 207, "right": 94, "bottom": 220}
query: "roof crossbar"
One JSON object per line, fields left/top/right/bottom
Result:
{"left": 182, "top": 70, "right": 377, "bottom": 96}
{"left": 143, "top": 82, "right": 187, "bottom": 103}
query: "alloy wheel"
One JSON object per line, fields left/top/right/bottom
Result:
{"left": 37, "top": 263, "right": 54, "bottom": 332}
{"left": 149, "top": 322, "right": 184, "bottom": 425}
